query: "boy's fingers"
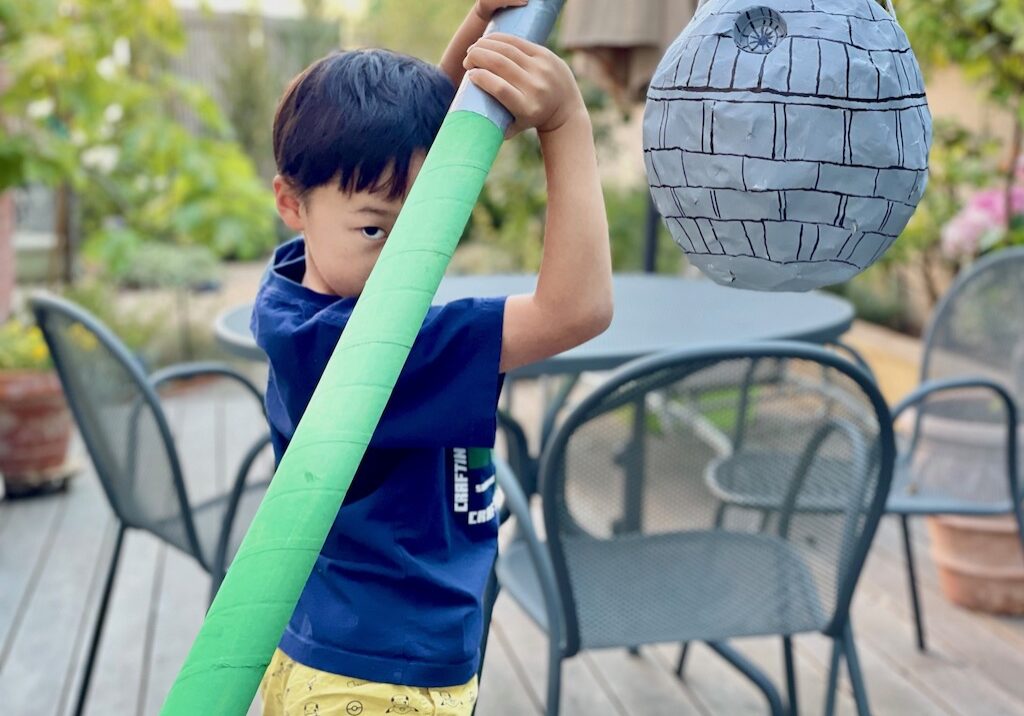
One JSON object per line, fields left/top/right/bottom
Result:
{"left": 483, "top": 32, "right": 542, "bottom": 56}
{"left": 470, "top": 37, "right": 533, "bottom": 69}
{"left": 468, "top": 69, "right": 527, "bottom": 113}
{"left": 465, "top": 47, "right": 532, "bottom": 86}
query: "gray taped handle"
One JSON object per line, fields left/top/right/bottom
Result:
{"left": 451, "top": 0, "right": 566, "bottom": 131}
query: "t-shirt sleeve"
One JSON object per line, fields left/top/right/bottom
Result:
{"left": 370, "top": 296, "right": 506, "bottom": 448}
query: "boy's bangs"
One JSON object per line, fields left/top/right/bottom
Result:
{"left": 273, "top": 49, "right": 455, "bottom": 200}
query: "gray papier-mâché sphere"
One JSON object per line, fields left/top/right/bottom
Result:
{"left": 643, "top": 0, "right": 932, "bottom": 291}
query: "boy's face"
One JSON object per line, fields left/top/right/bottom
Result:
{"left": 273, "top": 153, "right": 425, "bottom": 297}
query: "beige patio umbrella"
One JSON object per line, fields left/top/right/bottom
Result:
{"left": 561, "top": 0, "right": 698, "bottom": 109}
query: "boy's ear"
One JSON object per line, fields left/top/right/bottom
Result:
{"left": 273, "top": 175, "right": 305, "bottom": 232}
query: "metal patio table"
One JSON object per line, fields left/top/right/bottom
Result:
{"left": 215, "top": 272, "right": 855, "bottom": 500}
{"left": 215, "top": 273, "right": 855, "bottom": 375}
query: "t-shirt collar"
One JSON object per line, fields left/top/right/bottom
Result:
{"left": 264, "top": 236, "right": 352, "bottom": 309}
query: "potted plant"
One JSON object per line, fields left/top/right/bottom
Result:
{"left": 0, "top": 318, "right": 74, "bottom": 497}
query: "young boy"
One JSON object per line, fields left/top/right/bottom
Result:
{"left": 252, "top": 1, "right": 612, "bottom": 713}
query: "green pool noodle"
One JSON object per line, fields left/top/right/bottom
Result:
{"left": 160, "top": 2, "right": 565, "bottom": 713}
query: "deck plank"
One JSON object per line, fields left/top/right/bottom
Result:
{"left": 0, "top": 489, "right": 63, "bottom": 669}
{"left": 139, "top": 545, "right": 211, "bottom": 716}
{"left": 80, "top": 531, "right": 162, "bottom": 716}
{"left": 586, "top": 645, "right": 707, "bottom": 715}
{"left": 492, "top": 596, "right": 630, "bottom": 715}
{"left": 477, "top": 621, "right": 542, "bottom": 715}
{"left": 8, "top": 376, "right": 1024, "bottom": 715}
{"left": 0, "top": 467, "right": 110, "bottom": 716}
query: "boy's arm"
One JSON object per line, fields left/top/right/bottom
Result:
{"left": 465, "top": 34, "right": 614, "bottom": 374}
{"left": 439, "top": 0, "right": 527, "bottom": 87}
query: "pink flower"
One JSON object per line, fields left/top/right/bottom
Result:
{"left": 941, "top": 206, "right": 997, "bottom": 259}
{"left": 942, "top": 181, "right": 1024, "bottom": 259}
{"left": 967, "top": 188, "right": 1008, "bottom": 224}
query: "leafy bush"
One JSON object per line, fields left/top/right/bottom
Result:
{"left": 0, "top": 0, "right": 277, "bottom": 270}
{"left": 87, "top": 242, "right": 222, "bottom": 290}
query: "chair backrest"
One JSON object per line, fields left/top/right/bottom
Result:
{"left": 922, "top": 247, "right": 1024, "bottom": 394}
{"left": 30, "top": 293, "right": 203, "bottom": 560}
{"left": 910, "top": 248, "right": 1024, "bottom": 503}
{"left": 538, "top": 342, "right": 894, "bottom": 654}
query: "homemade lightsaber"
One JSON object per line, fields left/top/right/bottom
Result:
{"left": 160, "top": 2, "right": 564, "bottom": 713}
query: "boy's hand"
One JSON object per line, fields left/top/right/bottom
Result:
{"left": 464, "top": 33, "right": 586, "bottom": 137}
{"left": 475, "top": 0, "right": 528, "bottom": 22}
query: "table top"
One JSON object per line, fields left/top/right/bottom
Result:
{"left": 215, "top": 273, "right": 854, "bottom": 377}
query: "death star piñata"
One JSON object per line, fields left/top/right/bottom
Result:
{"left": 644, "top": 0, "right": 932, "bottom": 291}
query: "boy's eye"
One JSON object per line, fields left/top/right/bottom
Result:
{"left": 361, "top": 227, "right": 388, "bottom": 241}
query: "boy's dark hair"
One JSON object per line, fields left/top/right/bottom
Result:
{"left": 273, "top": 49, "right": 455, "bottom": 200}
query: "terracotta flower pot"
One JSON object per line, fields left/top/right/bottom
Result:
{"left": 910, "top": 410, "right": 1024, "bottom": 615}
{"left": 0, "top": 370, "right": 73, "bottom": 494}
{"left": 927, "top": 515, "right": 1024, "bottom": 615}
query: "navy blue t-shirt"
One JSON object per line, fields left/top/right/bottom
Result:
{"left": 251, "top": 238, "right": 507, "bottom": 687}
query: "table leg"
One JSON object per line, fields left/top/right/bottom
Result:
{"left": 540, "top": 374, "right": 581, "bottom": 450}
{"left": 613, "top": 396, "right": 647, "bottom": 535}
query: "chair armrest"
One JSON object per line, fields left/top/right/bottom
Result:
{"left": 893, "top": 376, "right": 1020, "bottom": 504}
{"left": 212, "top": 432, "right": 274, "bottom": 579}
{"left": 149, "top": 361, "right": 266, "bottom": 418}
{"left": 891, "top": 376, "right": 1018, "bottom": 427}
{"left": 494, "top": 457, "right": 565, "bottom": 653}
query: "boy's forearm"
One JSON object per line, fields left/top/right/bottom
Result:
{"left": 440, "top": 6, "right": 489, "bottom": 87}
{"left": 534, "top": 112, "right": 613, "bottom": 333}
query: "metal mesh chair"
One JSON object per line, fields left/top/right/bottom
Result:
{"left": 495, "top": 342, "right": 895, "bottom": 716}
{"left": 886, "top": 247, "right": 1024, "bottom": 652}
{"left": 30, "top": 293, "right": 272, "bottom": 716}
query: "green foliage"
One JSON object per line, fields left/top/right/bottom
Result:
{"left": 470, "top": 131, "right": 547, "bottom": 269}
{"left": 62, "top": 281, "right": 162, "bottom": 357}
{"left": 361, "top": 0, "right": 468, "bottom": 62}
{"left": 96, "top": 242, "right": 222, "bottom": 290}
{"left": 0, "top": 320, "right": 51, "bottom": 371}
{"left": 61, "top": 280, "right": 224, "bottom": 369}
{"left": 217, "top": 5, "right": 340, "bottom": 182}
{"left": 0, "top": 0, "right": 277, "bottom": 268}
{"left": 217, "top": 14, "right": 278, "bottom": 181}
{"left": 899, "top": 0, "right": 1024, "bottom": 105}
{"left": 604, "top": 185, "right": 683, "bottom": 273}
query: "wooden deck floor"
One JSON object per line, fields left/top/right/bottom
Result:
{"left": 4, "top": 381, "right": 1024, "bottom": 716}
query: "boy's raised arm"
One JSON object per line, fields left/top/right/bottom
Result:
{"left": 464, "top": 34, "right": 614, "bottom": 374}
{"left": 439, "top": 0, "right": 528, "bottom": 87}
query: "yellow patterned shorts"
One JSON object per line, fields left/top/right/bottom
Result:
{"left": 259, "top": 648, "right": 478, "bottom": 716}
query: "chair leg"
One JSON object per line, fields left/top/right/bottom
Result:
{"left": 74, "top": 523, "right": 126, "bottom": 716}
{"left": 783, "top": 636, "right": 798, "bottom": 716}
{"left": 208, "top": 569, "right": 225, "bottom": 606}
{"left": 822, "top": 638, "right": 842, "bottom": 716}
{"left": 900, "top": 515, "right": 927, "bottom": 652}
{"left": 545, "top": 653, "right": 562, "bottom": 716}
{"left": 675, "top": 642, "right": 691, "bottom": 679}
{"left": 843, "top": 623, "right": 871, "bottom": 716}
{"left": 713, "top": 501, "right": 728, "bottom": 529}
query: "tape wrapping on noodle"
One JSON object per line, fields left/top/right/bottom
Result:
{"left": 160, "top": 1, "right": 565, "bottom": 713}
